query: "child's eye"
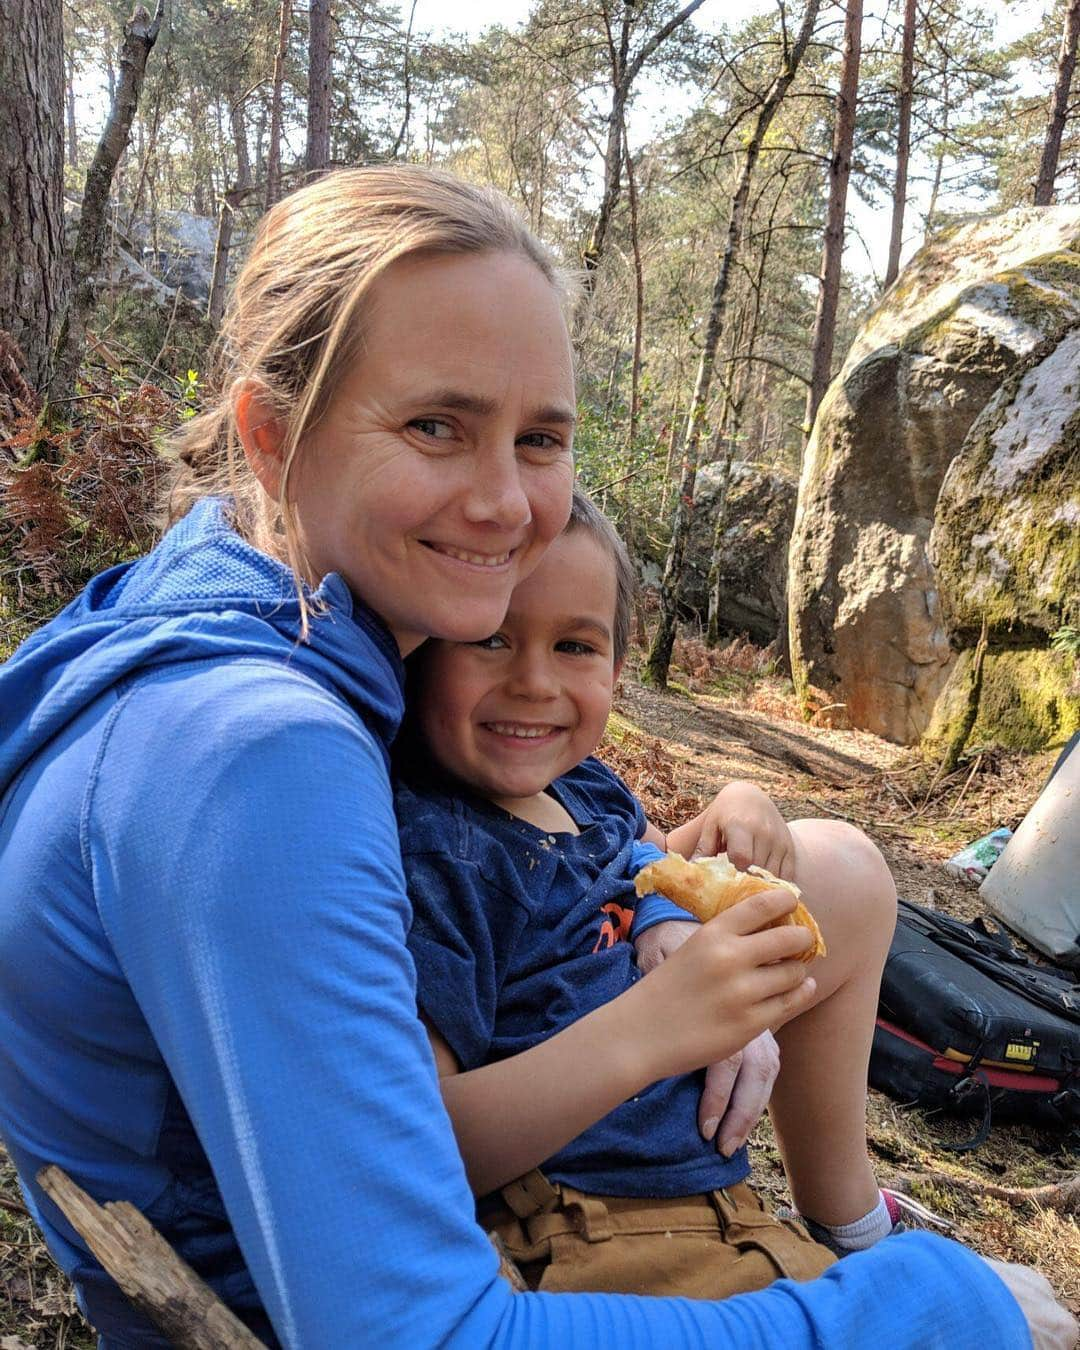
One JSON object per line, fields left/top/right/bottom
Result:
{"left": 409, "top": 417, "right": 456, "bottom": 441}
{"left": 557, "top": 640, "right": 597, "bottom": 656}
{"left": 471, "top": 633, "right": 508, "bottom": 651}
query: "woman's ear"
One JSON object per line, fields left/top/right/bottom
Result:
{"left": 233, "top": 380, "right": 288, "bottom": 499}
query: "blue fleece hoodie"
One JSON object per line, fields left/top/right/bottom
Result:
{"left": 0, "top": 499, "right": 1031, "bottom": 1348}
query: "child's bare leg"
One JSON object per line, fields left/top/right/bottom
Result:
{"left": 767, "top": 818, "right": 896, "bottom": 1226}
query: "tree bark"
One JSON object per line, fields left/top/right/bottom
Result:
{"left": 884, "top": 0, "right": 915, "bottom": 287}
{"left": 49, "top": 1, "right": 164, "bottom": 403}
{"left": 1034, "top": 0, "right": 1080, "bottom": 205}
{"left": 803, "top": 0, "right": 862, "bottom": 442}
{"left": 266, "top": 0, "right": 292, "bottom": 207}
{"left": 645, "top": 0, "right": 821, "bottom": 687}
{"left": 305, "top": 0, "right": 332, "bottom": 179}
{"left": 0, "top": 0, "right": 67, "bottom": 394}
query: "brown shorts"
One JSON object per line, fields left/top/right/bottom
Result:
{"left": 482, "top": 1170, "right": 836, "bottom": 1299}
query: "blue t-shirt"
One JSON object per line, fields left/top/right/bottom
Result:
{"left": 397, "top": 756, "right": 751, "bottom": 1198}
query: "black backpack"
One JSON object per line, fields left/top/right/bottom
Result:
{"left": 870, "top": 899, "right": 1080, "bottom": 1148}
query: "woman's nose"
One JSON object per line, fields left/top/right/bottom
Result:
{"left": 462, "top": 444, "right": 533, "bottom": 531}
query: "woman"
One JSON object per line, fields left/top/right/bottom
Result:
{"left": 0, "top": 166, "right": 1068, "bottom": 1348}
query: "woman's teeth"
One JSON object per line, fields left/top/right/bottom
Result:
{"left": 430, "top": 543, "right": 511, "bottom": 567}
{"left": 486, "top": 723, "right": 557, "bottom": 738}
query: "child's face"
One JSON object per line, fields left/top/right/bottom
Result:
{"left": 417, "top": 529, "right": 620, "bottom": 805}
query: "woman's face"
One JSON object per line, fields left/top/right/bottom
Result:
{"left": 290, "top": 249, "right": 576, "bottom": 654}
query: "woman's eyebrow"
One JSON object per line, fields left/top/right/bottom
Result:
{"left": 418, "top": 388, "right": 577, "bottom": 426}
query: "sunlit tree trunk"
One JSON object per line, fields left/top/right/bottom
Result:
{"left": 1034, "top": 0, "right": 1080, "bottom": 205}
{"left": 266, "top": 0, "right": 292, "bottom": 207}
{"left": 50, "top": 1, "right": 164, "bottom": 402}
{"left": 0, "top": 0, "right": 66, "bottom": 395}
{"left": 645, "top": 0, "right": 822, "bottom": 687}
{"left": 305, "top": 0, "right": 332, "bottom": 179}
{"left": 804, "top": 0, "right": 862, "bottom": 442}
{"left": 884, "top": 0, "right": 915, "bottom": 287}
{"left": 66, "top": 43, "right": 79, "bottom": 169}
{"left": 583, "top": 0, "right": 708, "bottom": 286}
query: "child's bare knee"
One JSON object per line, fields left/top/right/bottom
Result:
{"left": 790, "top": 818, "right": 896, "bottom": 932}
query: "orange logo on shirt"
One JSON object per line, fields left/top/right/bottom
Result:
{"left": 593, "top": 902, "right": 635, "bottom": 952}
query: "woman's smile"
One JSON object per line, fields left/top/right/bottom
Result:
{"left": 287, "top": 249, "right": 576, "bottom": 655}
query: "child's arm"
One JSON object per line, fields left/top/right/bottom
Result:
{"left": 426, "top": 888, "right": 815, "bottom": 1196}
{"left": 643, "top": 779, "right": 796, "bottom": 881}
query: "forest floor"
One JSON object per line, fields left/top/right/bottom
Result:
{"left": 1, "top": 639, "right": 1077, "bottom": 1345}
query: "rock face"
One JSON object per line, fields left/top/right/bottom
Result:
{"left": 680, "top": 460, "right": 797, "bottom": 644}
{"left": 788, "top": 206, "right": 1080, "bottom": 747}
{"left": 131, "top": 211, "right": 220, "bottom": 301}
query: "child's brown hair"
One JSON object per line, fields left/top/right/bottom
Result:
{"left": 565, "top": 490, "right": 636, "bottom": 665}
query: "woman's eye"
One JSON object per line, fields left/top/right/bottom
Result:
{"left": 518, "top": 431, "right": 566, "bottom": 457}
{"left": 410, "top": 417, "right": 456, "bottom": 440}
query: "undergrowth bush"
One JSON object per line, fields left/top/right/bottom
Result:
{"left": 1, "top": 363, "right": 172, "bottom": 656}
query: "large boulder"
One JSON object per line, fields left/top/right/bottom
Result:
{"left": 788, "top": 206, "right": 1080, "bottom": 746}
{"left": 131, "top": 210, "right": 220, "bottom": 302}
{"left": 680, "top": 460, "right": 797, "bottom": 644}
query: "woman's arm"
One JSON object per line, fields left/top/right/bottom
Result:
{"left": 91, "top": 670, "right": 1036, "bottom": 1349}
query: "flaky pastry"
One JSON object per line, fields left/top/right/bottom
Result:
{"left": 633, "top": 852, "right": 826, "bottom": 962}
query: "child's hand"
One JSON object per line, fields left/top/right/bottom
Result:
{"left": 671, "top": 781, "right": 796, "bottom": 881}
{"left": 634, "top": 920, "right": 781, "bottom": 1154}
{"left": 622, "top": 888, "right": 815, "bottom": 1085}
{"left": 633, "top": 918, "right": 696, "bottom": 974}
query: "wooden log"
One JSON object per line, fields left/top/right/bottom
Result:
{"left": 37, "top": 1165, "right": 263, "bottom": 1348}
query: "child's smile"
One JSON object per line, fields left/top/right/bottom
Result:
{"left": 417, "top": 530, "right": 620, "bottom": 812}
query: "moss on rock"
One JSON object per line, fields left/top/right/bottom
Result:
{"left": 924, "top": 646, "right": 1079, "bottom": 755}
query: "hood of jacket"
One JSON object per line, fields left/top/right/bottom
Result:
{"left": 0, "top": 498, "right": 405, "bottom": 798}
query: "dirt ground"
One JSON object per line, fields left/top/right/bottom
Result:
{"left": 602, "top": 644, "right": 1079, "bottom": 1324}
{"left": 1, "top": 649, "right": 1077, "bottom": 1345}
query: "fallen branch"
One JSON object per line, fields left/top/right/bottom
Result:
{"left": 893, "top": 1169, "right": 1080, "bottom": 1216}
{"left": 0, "top": 1188, "right": 31, "bottom": 1218}
{"left": 37, "top": 1165, "right": 261, "bottom": 1348}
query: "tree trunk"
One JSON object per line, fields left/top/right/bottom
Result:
{"left": 49, "top": 1, "right": 164, "bottom": 403}
{"left": 705, "top": 194, "right": 776, "bottom": 646}
{"left": 305, "top": 0, "right": 332, "bottom": 180}
{"left": 0, "top": 0, "right": 66, "bottom": 395}
{"left": 208, "top": 87, "right": 255, "bottom": 326}
{"left": 1034, "top": 0, "right": 1080, "bottom": 205}
{"left": 804, "top": 0, "right": 862, "bottom": 442}
{"left": 391, "top": 0, "right": 418, "bottom": 158}
{"left": 66, "top": 42, "right": 79, "bottom": 169}
{"left": 884, "top": 0, "right": 915, "bottom": 287}
{"left": 582, "top": 0, "right": 708, "bottom": 285}
{"left": 645, "top": 0, "right": 821, "bottom": 687}
{"left": 266, "top": 0, "right": 292, "bottom": 207}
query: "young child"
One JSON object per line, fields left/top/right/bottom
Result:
{"left": 395, "top": 490, "right": 904, "bottom": 1298}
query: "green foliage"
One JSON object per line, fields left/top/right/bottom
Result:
{"left": 1050, "top": 625, "right": 1080, "bottom": 656}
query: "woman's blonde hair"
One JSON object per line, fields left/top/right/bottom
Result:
{"left": 164, "top": 165, "right": 575, "bottom": 629}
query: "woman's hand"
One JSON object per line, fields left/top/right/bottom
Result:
{"left": 666, "top": 780, "right": 796, "bottom": 881}
{"left": 635, "top": 919, "right": 781, "bottom": 1154}
{"left": 623, "top": 888, "right": 815, "bottom": 1086}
